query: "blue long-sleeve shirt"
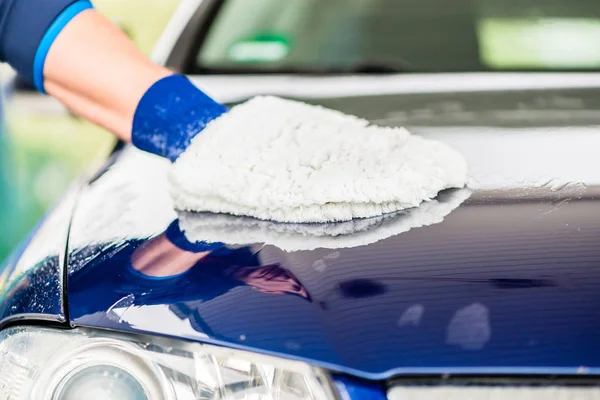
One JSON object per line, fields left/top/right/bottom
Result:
{"left": 0, "top": 0, "right": 90, "bottom": 88}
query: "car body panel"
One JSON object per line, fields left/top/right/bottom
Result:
{"left": 65, "top": 82, "right": 600, "bottom": 380}
{"left": 0, "top": 187, "right": 78, "bottom": 329}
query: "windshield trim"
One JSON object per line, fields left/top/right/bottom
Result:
{"left": 166, "top": 0, "right": 224, "bottom": 72}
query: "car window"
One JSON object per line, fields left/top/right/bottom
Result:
{"left": 192, "top": 0, "right": 600, "bottom": 73}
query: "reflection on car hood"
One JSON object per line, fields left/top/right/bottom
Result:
{"left": 177, "top": 188, "right": 471, "bottom": 252}
{"left": 66, "top": 91, "right": 600, "bottom": 380}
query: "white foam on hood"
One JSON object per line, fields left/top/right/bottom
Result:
{"left": 170, "top": 96, "right": 468, "bottom": 223}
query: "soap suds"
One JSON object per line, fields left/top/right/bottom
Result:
{"left": 171, "top": 96, "right": 467, "bottom": 223}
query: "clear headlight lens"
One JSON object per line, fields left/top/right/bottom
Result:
{"left": 54, "top": 365, "right": 148, "bottom": 400}
{"left": 0, "top": 326, "right": 335, "bottom": 400}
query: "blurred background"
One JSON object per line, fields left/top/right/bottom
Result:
{"left": 0, "top": 0, "right": 181, "bottom": 264}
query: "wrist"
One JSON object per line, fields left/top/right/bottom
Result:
{"left": 132, "top": 74, "right": 227, "bottom": 161}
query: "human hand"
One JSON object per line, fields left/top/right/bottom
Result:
{"left": 132, "top": 75, "right": 228, "bottom": 161}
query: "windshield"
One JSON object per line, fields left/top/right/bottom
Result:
{"left": 192, "top": 0, "right": 600, "bottom": 74}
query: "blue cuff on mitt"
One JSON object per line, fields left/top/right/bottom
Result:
{"left": 165, "top": 219, "right": 224, "bottom": 253}
{"left": 132, "top": 74, "right": 228, "bottom": 161}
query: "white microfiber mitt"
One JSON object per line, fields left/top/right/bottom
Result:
{"left": 170, "top": 96, "right": 467, "bottom": 223}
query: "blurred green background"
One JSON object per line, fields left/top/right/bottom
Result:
{"left": 0, "top": 0, "right": 180, "bottom": 264}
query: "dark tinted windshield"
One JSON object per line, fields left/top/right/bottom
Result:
{"left": 192, "top": 0, "right": 600, "bottom": 73}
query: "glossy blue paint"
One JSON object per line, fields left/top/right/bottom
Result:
{"left": 65, "top": 136, "right": 600, "bottom": 382}
{"left": 0, "top": 190, "right": 77, "bottom": 328}
{"left": 66, "top": 189, "right": 600, "bottom": 380}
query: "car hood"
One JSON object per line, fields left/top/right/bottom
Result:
{"left": 66, "top": 85, "right": 600, "bottom": 380}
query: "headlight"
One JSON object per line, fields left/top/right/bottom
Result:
{"left": 0, "top": 326, "right": 336, "bottom": 400}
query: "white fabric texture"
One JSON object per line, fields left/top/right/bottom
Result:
{"left": 178, "top": 188, "right": 471, "bottom": 252}
{"left": 170, "top": 96, "right": 467, "bottom": 223}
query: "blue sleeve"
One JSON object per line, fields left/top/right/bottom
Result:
{"left": 0, "top": 0, "right": 93, "bottom": 91}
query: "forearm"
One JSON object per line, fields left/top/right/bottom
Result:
{"left": 0, "top": 0, "right": 225, "bottom": 158}
{"left": 0, "top": 0, "right": 170, "bottom": 142}
{"left": 44, "top": 9, "right": 171, "bottom": 141}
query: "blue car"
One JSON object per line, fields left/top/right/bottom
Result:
{"left": 2, "top": 0, "right": 600, "bottom": 398}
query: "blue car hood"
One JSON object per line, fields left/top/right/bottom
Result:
{"left": 66, "top": 92, "right": 600, "bottom": 381}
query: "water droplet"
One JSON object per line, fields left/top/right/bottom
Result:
{"left": 544, "top": 179, "right": 588, "bottom": 192}
{"left": 285, "top": 340, "right": 301, "bottom": 350}
{"left": 107, "top": 294, "right": 135, "bottom": 322}
{"left": 446, "top": 303, "right": 491, "bottom": 351}
{"left": 397, "top": 304, "right": 425, "bottom": 327}
{"left": 312, "top": 259, "right": 327, "bottom": 272}
{"left": 551, "top": 181, "right": 569, "bottom": 192}
{"left": 239, "top": 335, "right": 246, "bottom": 341}
{"left": 577, "top": 366, "right": 589, "bottom": 374}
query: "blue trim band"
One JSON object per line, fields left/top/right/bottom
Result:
{"left": 33, "top": 0, "right": 94, "bottom": 93}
